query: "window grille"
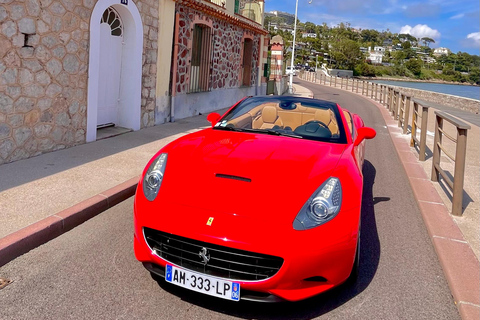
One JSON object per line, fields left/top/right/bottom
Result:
{"left": 189, "top": 24, "right": 213, "bottom": 93}
{"left": 100, "top": 7, "right": 123, "bottom": 37}
{"left": 242, "top": 39, "right": 253, "bottom": 86}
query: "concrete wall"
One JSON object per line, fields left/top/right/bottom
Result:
{"left": 329, "top": 69, "right": 353, "bottom": 78}
{"left": 392, "top": 86, "right": 479, "bottom": 114}
{"left": 172, "top": 85, "right": 264, "bottom": 120}
{"left": 155, "top": 0, "right": 175, "bottom": 125}
{"left": 274, "top": 75, "right": 288, "bottom": 95}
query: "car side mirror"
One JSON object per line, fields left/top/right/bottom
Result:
{"left": 207, "top": 112, "right": 221, "bottom": 127}
{"left": 354, "top": 127, "right": 376, "bottom": 146}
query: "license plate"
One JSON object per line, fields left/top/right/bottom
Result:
{"left": 165, "top": 264, "right": 240, "bottom": 301}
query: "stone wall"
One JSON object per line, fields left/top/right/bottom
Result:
{"left": 392, "top": 86, "right": 479, "bottom": 114}
{"left": 0, "top": 0, "right": 158, "bottom": 165}
{"left": 175, "top": 4, "right": 260, "bottom": 94}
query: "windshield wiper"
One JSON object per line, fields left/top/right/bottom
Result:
{"left": 215, "top": 126, "right": 302, "bottom": 139}
{"left": 262, "top": 129, "right": 303, "bottom": 139}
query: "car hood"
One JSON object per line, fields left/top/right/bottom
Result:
{"left": 159, "top": 129, "right": 346, "bottom": 223}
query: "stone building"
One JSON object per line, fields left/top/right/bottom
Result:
{"left": 0, "top": 0, "right": 269, "bottom": 165}
{"left": 157, "top": 0, "right": 268, "bottom": 121}
{"left": 0, "top": 0, "right": 158, "bottom": 164}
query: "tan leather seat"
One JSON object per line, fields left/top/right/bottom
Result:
{"left": 252, "top": 106, "right": 283, "bottom": 129}
{"left": 314, "top": 109, "right": 339, "bottom": 135}
{"left": 343, "top": 110, "right": 354, "bottom": 137}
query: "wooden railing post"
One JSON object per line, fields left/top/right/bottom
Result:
{"left": 452, "top": 126, "right": 469, "bottom": 216}
{"left": 431, "top": 115, "right": 442, "bottom": 182}
{"left": 398, "top": 94, "right": 405, "bottom": 127}
{"left": 389, "top": 88, "right": 394, "bottom": 112}
{"left": 419, "top": 105, "right": 428, "bottom": 161}
{"left": 403, "top": 96, "right": 411, "bottom": 134}
{"left": 431, "top": 111, "right": 471, "bottom": 216}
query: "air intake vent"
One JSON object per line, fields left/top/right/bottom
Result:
{"left": 144, "top": 228, "right": 283, "bottom": 281}
{"left": 215, "top": 173, "right": 251, "bottom": 182}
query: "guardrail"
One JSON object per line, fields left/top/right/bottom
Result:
{"left": 410, "top": 100, "right": 429, "bottom": 161}
{"left": 431, "top": 111, "right": 471, "bottom": 216}
{"left": 299, "top": 71, "right": 471, "bottom": 216}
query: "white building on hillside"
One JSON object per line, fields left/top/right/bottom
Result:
{"left": 302, "top": 33, "right": 317, "bottom": 38}
{"left": 433, "top": 47, "right": 450, "bottom": 56}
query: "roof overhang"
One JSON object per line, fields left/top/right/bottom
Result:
{"left": 175, "top": 0, "right": 268, "bottom": 36}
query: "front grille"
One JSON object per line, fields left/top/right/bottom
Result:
{"left": 144, "top": 227, "right": 283, "bottom": 281}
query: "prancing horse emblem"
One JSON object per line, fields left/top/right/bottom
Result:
{"left": 199, "top": 247, "right": 210, "bottom": 265}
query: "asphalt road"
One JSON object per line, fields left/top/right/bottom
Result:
{"left": 0, "top": 80, "right": 460, "bottom": 319}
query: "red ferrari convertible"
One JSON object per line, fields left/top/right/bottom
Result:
{"left": 133, "top": 96, "right": 376, "bottom": 302}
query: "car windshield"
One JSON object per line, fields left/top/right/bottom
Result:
{"left": 214, "top": 97, "right": 348, "bottom": 144}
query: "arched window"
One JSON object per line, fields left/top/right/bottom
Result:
{"left": 100, "top": 7, "right": 123, "bottom": 37}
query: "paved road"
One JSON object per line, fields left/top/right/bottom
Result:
{"left": 0, "top": 80, "right": 460, "bottom": 319}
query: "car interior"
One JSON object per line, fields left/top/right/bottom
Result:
{"left": 220, "top": 101, "right": 342, "bottom": 140}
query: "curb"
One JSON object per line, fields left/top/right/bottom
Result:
{"left": 299, "top": 78, "right": 480, "bottom": 320}
{"left": 384, "top": 113, "right": 480, "bottom": 320}
{"left": 0, "top": 176, "right": 140, "bottom": 267}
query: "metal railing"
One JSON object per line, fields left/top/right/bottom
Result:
{"left": 431, "top": 111, "right": 470, "bottom": 216}
{"left": 300, "top": 72, "right": 472, "bottom": 216}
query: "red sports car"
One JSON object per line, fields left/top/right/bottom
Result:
{"left": 133, "top": 96, "right": 376, "bottom": 302}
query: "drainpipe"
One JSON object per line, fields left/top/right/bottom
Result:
{"left": 170, "top": 12, "right": 180, "bottom": 123}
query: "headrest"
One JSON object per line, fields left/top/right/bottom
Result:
{"left": 262, "top": 106, "right": 277, "bottom": 123}
{"left": 314, "top": 109, "right": 331, "bottom": 124}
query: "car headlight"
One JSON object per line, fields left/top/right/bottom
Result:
{"left": 143, "top": 153, "right": 168, "bottom": 201}
{"left": 293, "top": 177, "right": 342, "bottom": 230}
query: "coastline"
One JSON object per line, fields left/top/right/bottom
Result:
{"left": 358, "top": 76, "right": 479, "bottom": 87}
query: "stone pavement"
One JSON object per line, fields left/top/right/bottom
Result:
{"left": 0, "top": 82, "right": 478, "bottom": 319}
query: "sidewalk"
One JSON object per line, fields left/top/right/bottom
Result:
{"left": 0, "top": 113, "right": 219, "bottom": 265}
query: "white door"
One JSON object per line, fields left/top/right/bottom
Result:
{"left": 97, "top": 7, "right": 123, "bottom": 127}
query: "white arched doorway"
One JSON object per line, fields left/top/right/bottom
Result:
{"left": 86, "top": 0, "right": 143, "bottom": 142}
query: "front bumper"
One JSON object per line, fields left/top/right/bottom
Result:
{"left": 133, "top": 206, "right": 360, "bottom": 302}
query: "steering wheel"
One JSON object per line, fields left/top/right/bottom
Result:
{"left": 305, "top": 120, "right": 329, "bottom": 131}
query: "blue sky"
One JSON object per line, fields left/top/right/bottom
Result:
{"left": 264, "top": 0, "right": 480, "bottom": 55}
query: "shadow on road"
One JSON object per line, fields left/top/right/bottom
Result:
{"left": 153, "top": 160, "right": 382, "bottom": 319}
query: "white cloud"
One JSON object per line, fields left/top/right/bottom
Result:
{"left": 466, "top": 32, "right": 480, "bottom": 46}
{"left": 399, "top": 24, "right": 441, "bottom": 40}
{"left": 450, "top": 13, "right": 464, "bottom": 19}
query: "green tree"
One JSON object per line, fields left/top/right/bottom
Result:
{"left": 406, "top": 58, "right": 422, "bottom": 76}
{"left": 469, "top": 67, "right": 480, "bottom": 84}
{"left": 330, "top": 39, "right": 361, "bottom": 70}
{"left": 399, "top": 33, "right": 418, "bottom": 45}
{"left": 421, "top": 37, "right": 435, "bottom": 47}
{"left": 361, "top": 29, "right": 380, "bottom": 44}
{"left": 401, "top": 41, "right": 411, "bottom": 50}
